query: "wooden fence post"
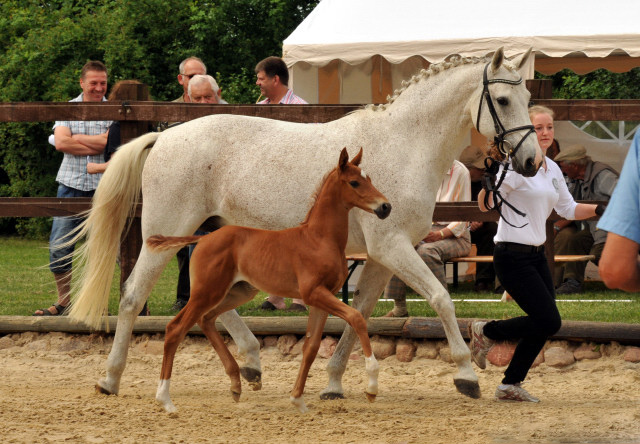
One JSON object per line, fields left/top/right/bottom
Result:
{"left": 116, "top": 83, "right": 150, "bottom": 307}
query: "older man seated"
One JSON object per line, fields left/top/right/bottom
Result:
{"left": 553, "top": 144, "right": 619, "bottom": 294}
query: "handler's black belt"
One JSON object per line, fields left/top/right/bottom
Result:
{"left": 496, "top": 242, "right": 545, "bottom": 254}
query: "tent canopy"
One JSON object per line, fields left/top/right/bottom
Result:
{"left": 283, "top": 0, "right": 640, "bottom": 104}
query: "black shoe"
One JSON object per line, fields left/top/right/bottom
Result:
{"left": 556, "top": 278, "right": 582, "bottom": 294}
{"left": 260, "top": 301, "right": 277, "bottom": 310}
{"left": 171, "top": 299, "right": 188, "bottom": 312}
{"left": 473, "top": 281, "right": 491, "bottom": 293}
{"left": 493, "top": 285, "right": 504, "bottom": 294}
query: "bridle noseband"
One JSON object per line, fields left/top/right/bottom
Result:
{"left": 476, "top": 63, "right": 536, "bottom": 228}
{"left": 476, "top": 63, "right": 536, "bottom": 160}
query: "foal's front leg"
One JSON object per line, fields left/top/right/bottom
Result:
{"left": 290, "top": 305, "right": 329, "bottom": 413}
{"left": 309, "top": 287, "right": 379, "bottom": 403}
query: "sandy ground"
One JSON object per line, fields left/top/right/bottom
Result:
{"left": 0, "top": 332, "right": 639, "bottom": 444}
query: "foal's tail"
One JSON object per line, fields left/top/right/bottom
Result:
{"left": 68, "top": 132, "right": 160, "bottom": 330}
{"left": 147, "top": 234, "right": 204, "bottom": 251}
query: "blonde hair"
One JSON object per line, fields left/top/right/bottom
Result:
{"left": 528, "top": 104, "right": 554, "bottom": 121}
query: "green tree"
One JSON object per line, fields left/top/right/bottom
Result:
{"left": 0, "top": 0, "right": 318, "bottom": 237}
{"left": 536, "top": 68, "right": 640, "bottom": 99}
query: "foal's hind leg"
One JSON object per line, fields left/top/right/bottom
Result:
{"left": 290, "top": 306, "right": 329, "bottom": 413}
{"left": 98, "top": 247, "right": 173, "bottom": 395}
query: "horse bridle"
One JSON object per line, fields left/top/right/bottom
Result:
{"left": 476, "top": 63, "right": 536, "bottom": 228}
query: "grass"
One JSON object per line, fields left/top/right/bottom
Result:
{"left": 1, "top": 237, "right": 638, "bottom": 323}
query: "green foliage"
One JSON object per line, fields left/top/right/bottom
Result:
{"left": 0, "top": 0, "right": 318, "bottom": 237}
{"left": 536, "top": 68, "right": 640, "bottom": 99}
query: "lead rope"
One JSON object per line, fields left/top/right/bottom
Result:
{"left": 482, "top": 158, "right": 528, "bottom": 229}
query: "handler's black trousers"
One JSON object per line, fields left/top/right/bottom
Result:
{"left": 484, "top": 243, "right": 562, "bottom": 384}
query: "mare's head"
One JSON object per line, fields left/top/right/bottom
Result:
{"left": 471, "top": 47, "right": 543, "bottom": 177}
{"left": 336, "top": 147, "right": 391, "bottom": 219}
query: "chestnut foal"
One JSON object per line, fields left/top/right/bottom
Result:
{"left": 147, "top": 148, "right": 391, "bottom": 413}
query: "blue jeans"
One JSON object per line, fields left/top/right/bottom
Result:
{"left": 485, "top": 243, "right": 562, "bottom": 384}
{"left": 49, "top": 184, "right": 94, "bottom": 274}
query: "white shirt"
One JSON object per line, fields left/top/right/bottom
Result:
{"left": 494, "top": 158, "right": 577, "bottom": 246}
{"left": 434, "top": 160, "right": 471, "bottom": 237}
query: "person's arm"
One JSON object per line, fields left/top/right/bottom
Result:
{"left": 87, "top": 161, "right": 109, "bottom": 174}
{"left": 573, "top": 203, "right": 598, "bottom": 220}
{"left": 72, "top": 132, "right": 108, "bottom": 151}
{"left": 53, "top": 126, "right": 106, "bottom": 155}
{"left": 477, "top": 189, "right": 491, "bottom": 212}
{"left": 599, "top": 232, "right": 640, "bottom": 291}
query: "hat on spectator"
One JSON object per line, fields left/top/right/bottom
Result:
{"left": 459, "top": 145, "right": 487, "bottom": 169}
{"left": 553, "top": 144, "right": 588, "bottom": 162}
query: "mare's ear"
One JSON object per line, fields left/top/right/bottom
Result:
{"left": 490, "top": 47, "right": 505, "bottom": 73}
{"left": 351, "top": 147, "right": 363, "bottom": 166}
{"left": 512, "top": 47, "right": 532, "bottom": 71}
{"left": 338, "top": 147, "right": 349, "bottom": 171}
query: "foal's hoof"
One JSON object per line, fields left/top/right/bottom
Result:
{"left": 231, "top": 390, "right": 241, "bottom": 402}
{"left": 95, "top": 383, "right": 116, "bottom": 396}
{"left": 319, "top": 392, "right": 345, "bottom": 401}
{"left": 365, "top": 392, "right": 377, "bottom": 403}
{"left": 240, "top": 367, "right": 262, "bottom": 391}
{"left": 454, "top": 378, "right": 481, "bottom": 399}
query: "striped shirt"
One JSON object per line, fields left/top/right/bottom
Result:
{"left": 258, "top": 89, "right": 307, "bottom": 104}
{"left": 53, "top": 93, "right": 112, "bottom": 191}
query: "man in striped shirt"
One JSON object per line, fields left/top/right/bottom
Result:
{"left": 34, "top": 61, "right": 111, "bottom": 316}
{"left": 255, "top": 56, "right": 307, "bottom": 105}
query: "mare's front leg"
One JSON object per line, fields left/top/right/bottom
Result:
{"left": 98, "top": 247, "right": 173, "bottom": 395}
{"left": 218, "top": 282, "right": 262, "bottom": 390}
{"left": 309, "top": 287, "right": 379, "bottom": 403}
{"left": 321, "top": 259, "right": 391, "bottom": 400}
{"left": 375, "top": 241, "right": 480, "bottom": 399}
{"left": 290, "top": 305, "right": 329, "bottom": 413}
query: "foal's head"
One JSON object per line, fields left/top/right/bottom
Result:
{"left": 336, "top": 147, "right": 391, "bottom": 219}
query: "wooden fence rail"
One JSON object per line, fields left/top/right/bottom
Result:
{"left": 0, "top": 88, "right": 619, "bottom": 291}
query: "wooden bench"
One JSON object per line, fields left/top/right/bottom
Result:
{"left": 449, "top": 254, "right": 596, "bottom": 287}
{"left": 341, "top": 253, "right": 596, "bottom": 301}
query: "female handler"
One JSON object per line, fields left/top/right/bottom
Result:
{"left": 470, "top": 105, "right": 603, "bottom": 402}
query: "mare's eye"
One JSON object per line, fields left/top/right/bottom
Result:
{"left": 349, "top": 180, "right": 360, "bottom": 188}
{"left": 496, "top": 97, "right": 509, "bottom": 106}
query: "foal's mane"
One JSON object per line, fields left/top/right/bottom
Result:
{"left": 365, "top": 55, "right": 518, "bottom": 112}
{"left": 300, "top": 166, "right": 338, "bottom": 226}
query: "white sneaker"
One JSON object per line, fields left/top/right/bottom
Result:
{"left": 468, "top": 320, "right": 494, "bottom": 369}
{"left": 495, "top": 383, "right": 540, "bottom": 402}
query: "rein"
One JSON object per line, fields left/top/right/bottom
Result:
{"left": 476, "top": 62, "right": 534, "bottom": 228}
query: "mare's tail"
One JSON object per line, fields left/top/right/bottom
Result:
{"left": 146, "top": 235, "right": 204, "bottom": 251}
{"left": 67, "top": 132, "right": 160, "bottom": 330}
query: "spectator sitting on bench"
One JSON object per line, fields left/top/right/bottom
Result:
{"left": 383, "top": 160, "right": 472, "bottom": 317}
{"left": 553, "top": 144, "right": 619, "bottom": 294}
{"left": 459, "top": 144, "right": 499, "bottom": 293}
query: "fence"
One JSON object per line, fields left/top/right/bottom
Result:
{"left": 0, "top": 81, "right": 632, "bottom": 293}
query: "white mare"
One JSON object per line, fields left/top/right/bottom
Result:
{"left": 68, "top": 48, "right": 542, "bottom": 401}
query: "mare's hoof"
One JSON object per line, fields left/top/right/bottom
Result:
{"left": 365, "top": 392, "right": 377, "bottom": 403}
{"left": 454, "top": 378, "right": 481, "bottom": 399}
{"left": 231, "top": 390, "right": 241, "bottom": 402}
{"left": 95, "top": 383, "right": 116, "bottom": 396}
{"left": 240, "top": 367, "right": 262, "bottom": 391}
{"left": 319, "top": 392, "right": 345, "bottom": 401}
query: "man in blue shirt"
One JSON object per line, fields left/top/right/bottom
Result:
{"left": 598, "top": 131, "right": 640, "bottom": 292}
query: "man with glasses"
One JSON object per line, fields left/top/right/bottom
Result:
{"left": 176, "top": 57, "right": 207, "bottom": 103}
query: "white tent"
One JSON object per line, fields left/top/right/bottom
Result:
{"left": 283, "top": 0, "right": 640, "bottom": 105}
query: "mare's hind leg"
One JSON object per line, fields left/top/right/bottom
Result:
{"left": 308, "top": 287, "right": 379, "bottom": 403}
{"left": 218, "top": 282, "right": 262, "bottom": 390}
{"left": 290, "top": 306, "right": 329, "bottom": 413}
{"left": 98, "top": 246, "right": 174, "bottom": 395}
{"left": 321, "top": 259, "right": 392, "bottom": 400}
